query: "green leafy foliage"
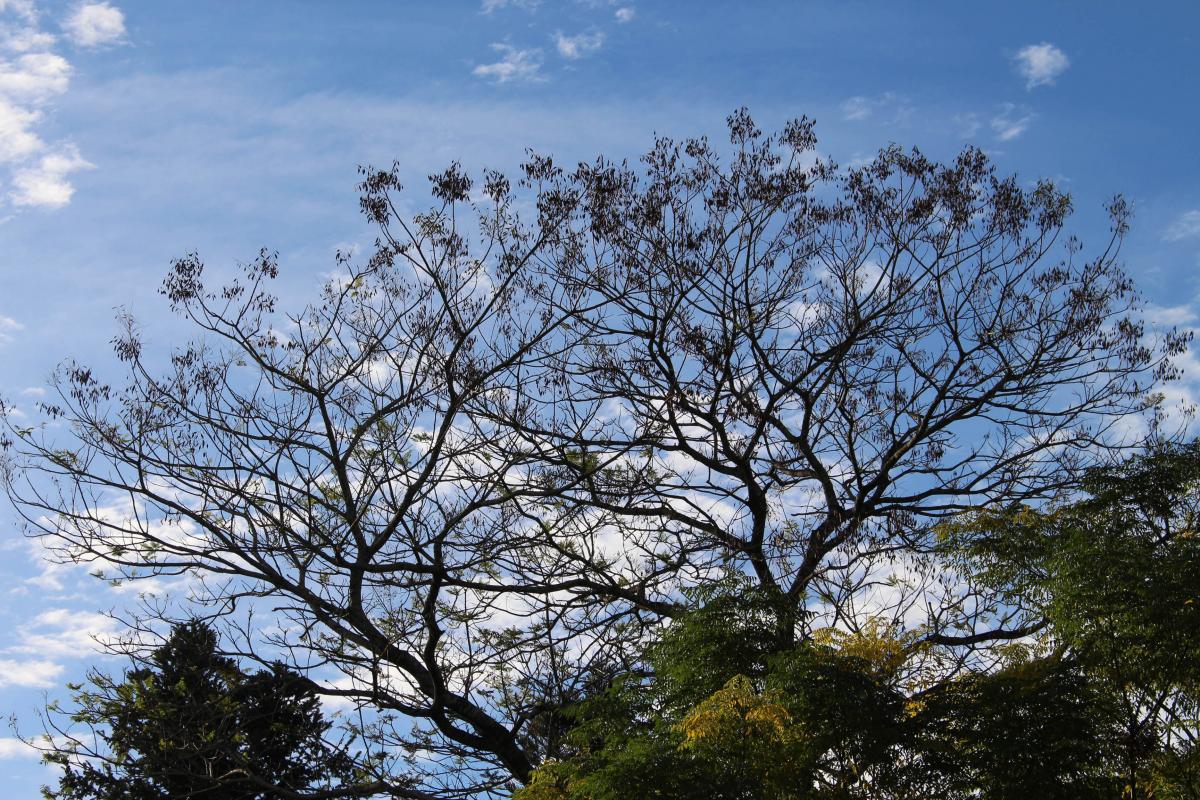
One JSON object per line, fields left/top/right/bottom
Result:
{"left": 916, "top": 659, "right": 1118, "bottom": 800}
{"left": 944, "top": 442, "right": 1200, "bottom": 687}
{"left": 514, "top": 604, "right": 1135, "bottom": 799}
{"left": 514, "top": 590, "right": 914, "bottom": 799}
{"left": 43, "top": 621, "right": 357, "bottom": 800}
{"left": 516, "top": 444, "right": 1200, "bottom": 798}
{"left": 937, "top": 441, "right": 1200, "bottom": 798}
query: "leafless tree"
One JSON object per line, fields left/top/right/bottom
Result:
{"left": 2, "top": 110, "right": 1183, "bottom": 797}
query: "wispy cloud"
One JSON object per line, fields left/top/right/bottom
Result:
{"left": 1013, "top": 42, "right": 1069, "bottom": 90}
{"left": 0, "top": 1, "right": 37, "bottom": 22}
{"left": 554, "top": 30, "right": 604, "bottom": 60}
{"left": 840, "top": 92, "right": 910, "bottom": 124}
{"left": 953, "top": 112, "right": 982, "bottom": 139}
{"left": 0, "top": 24, "right": 54, "bottom": 53}
{"left": 1164, "top": 210, "right": 1200, "bottom": 242}
{"left": 10, "top": 607, "right": 120, "bottom": 658}
{"left": 0, "top": 0, "right": 117, "bottom": 209}
{"left": 0, "top": 657, "right": 63, "bottom": 688}
{"left": 480, "top": 0, "right": 541, "bottom": 12}
{"left": 1144, "top": 303, "right": 1198, "bottom": 327}
{"left": 0, "top": 738, "right": 39, "bottom": 759}
{"left": 991, "top": 103, "right": 1034, "bottom": 141}
{"left": 614, "top": 6, "right": 635, "bottom": 23}
{"left": 0, "top": 313, "right": 23, "bottom": 344}
{"left": 473, "top": 43, "right": 544, "bottom": 84}
{"left": 840, "top": 96, "right": 873, "bottom": 121}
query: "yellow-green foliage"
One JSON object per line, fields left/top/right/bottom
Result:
{"left": 676, "top": 675, "right": 806, "bottom": 800}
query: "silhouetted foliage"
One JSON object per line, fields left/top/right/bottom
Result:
{"left": 40, "top": 621, "right": 363, "bottom": 800}
{"left": 941, "top": 441, "right": 1200, "bottom": 799}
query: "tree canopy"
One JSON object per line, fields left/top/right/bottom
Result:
{"left": 1, "top": 110, "right": 1191, "bottom": 798}
{"left": 516, "top": 443, "right": 1200, "bottom": 799}
{"left": 39, "top": 620, "right": 364, "bottom": 800}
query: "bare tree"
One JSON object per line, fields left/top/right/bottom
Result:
{"left": 1, "top": 110, "right": 1183, "bottom": 798}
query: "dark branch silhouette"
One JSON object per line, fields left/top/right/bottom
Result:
{"left": 2, "top": 110, "right": 1185, "bottom": 797}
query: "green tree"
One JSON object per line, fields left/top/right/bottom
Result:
{"left": 943, "top": 441, "right": 1200, "bottom": 799}
{"left": 514, "top": 592, "right": 1122, "bottom": 800}
{"left": 40, "top": 621, "right": 368, "bottom": 800}
{"left": 517, "top": 437, "right": 1200, "bottom": 800}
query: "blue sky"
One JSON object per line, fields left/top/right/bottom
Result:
{"left": 1, "top": 0, "right": 1198, "bottom": 793}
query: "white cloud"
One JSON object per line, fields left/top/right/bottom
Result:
{"left": 0, "top": 96, "right": 41, "bottom": 159}
{"left": 480, "top": 0, "right": 540, "bottom": 12}
{"left": 1013, "top": 42, "right": 1069, "bottom": 90}
{"left": 615, "top": 6, "right": 635, "bottom": 23}
{"left": 0, "top": 313, "right": 23, "bottom": 344}
{"left": 19, "top": 385, "right": 44, "bottom": 396}
{"left": 0, "top": 657, "right": 63, "bottom": 688}
{"left": 62, "top": 1, "right": 125, "bottom": 48}
{"left": 473, "top": 43, "right": 544, "bottom": 84}
{"left": 554, "top": 30, "right": 604, "bottom": 60}
{"left": 1164, "top": 210, "right": 1200, "bottom": 242}
{"left": 0, "top": 737, "right": 39, "bottom": 759}
{"left": 22, "top": 552, "right": 70, "bottom": 590}
{"left": 1145, "top": 303, "right": 1198, "bottom": 327}
{"left": 1, "top": 25, "right": 54, "bottom": 52}
{"left": 840, "top": 96, "right": 873, "bottom": 121}
{"left": 0, "top": 1, "right": 114, "bottom": 211}
{"left": 839, "top": 92, "right": 911, "bottom": 124}
{"left": 10, "top": 607, "right": 119, "bottom": 658}
{"left": 0, "top": 0, "right": 36, "bottom": 21}
{"left": 10, "top": 144, "right": 93, "bottom": 207}
{"left": 0, "top": 51, "right": 69, "bottom": 99}
{"left": 991, "top": 103, "right": 1034, "bottom": 141}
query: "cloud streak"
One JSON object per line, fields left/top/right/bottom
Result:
{"left": 0, "top": 313, "right": 23, "bottom": 344}
{"left": 991, "top": 103, "right": 1034, "bottom": 141}
{"left": 473, "top": 43, "right": 544, "bottom": 83}
{"left": 480, "top": 0, "right": 540, "bottom": 13}
{"left": 1164, "top": 210, "right": 1200, "bottom": 242}
{"left": 840, "top": 92, "right": 910, "bottom": 124}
